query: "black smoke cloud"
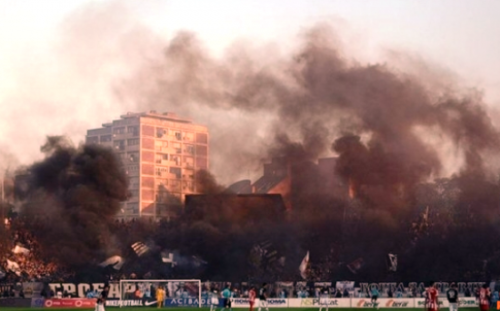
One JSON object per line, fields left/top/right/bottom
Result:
{"left": 18, "top": 136, "right": 129, "bottom": 268}
{"left": 6, "top": 3, "right": 500, "bottom": 281}
{"left": 125, "top": 24, "right": 500, "bottom": 208}
{"left": 116, "top": 23, "right": 500, "bottom": 281}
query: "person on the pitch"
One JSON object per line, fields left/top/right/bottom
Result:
{"left": 479, "top": 284, "right": 491, "bottom": 311}
{"left": 447, "top": 283, "right": 458, "bottom": 311}
{"left": 156, "top": 286, "right": 165, "bottom": 309}
{"left": 220, "top": 284, "right": 232, "bottom": 311}
{"left": 95, "top": 296, "right": 105, "bottom": 311}
{"left": 258, "top": 283, "right": 269, "bottom": 311}
{"left": 101, "top": 285, "right": 109, "bottom": 303}
{"left": 210, "top": 290, "right": 219, "bottom": 311}
{"left": 319, "top": 286, "right": 330, "bottom": 311}
{"left": 426, "top": 282, "right": 439, "bottom": 311}
{"left": 249, "top": 287, "right": 257, "bottom": 311}
{"left": 371, "top": 286, "right": 379, "bottom": 309}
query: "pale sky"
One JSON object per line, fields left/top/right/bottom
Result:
{"left": 1, "top": 0, "right": 500, "bottom": 179}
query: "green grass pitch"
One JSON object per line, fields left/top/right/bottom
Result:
{"left": 0, "top": 308, "right": 483, "bottom": 311}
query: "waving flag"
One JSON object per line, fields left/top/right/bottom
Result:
{"left": 131, "top": 242, "right": 150, "bottom": 257}
{"left": 299, "top": 251, "right": 309, "bottom": 279}
{"left": 347, "top": 258, "right": 364, "bottom": 274}
{"left": 12, "top": 245, "right": 30, "bottom": 255}
{"left": 388, "top": 254, "right": 398, "bottom": 271}
{"left": 161, "top": 251, "right": 176, "bottom": 267}
{"left": 6, "top": 259, "right": 22, "bottom": 276}
{"left": 99, "top": 256, "right": 124, "bottom": 270}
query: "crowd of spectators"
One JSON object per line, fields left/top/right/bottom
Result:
{"left": 0, "top": 217, "right": 73, "bottom": 283}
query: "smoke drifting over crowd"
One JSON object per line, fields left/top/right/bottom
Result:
{"left": 17, "top": 137, "right": 129, "bottom": 268}
{"left": 126, "top": 23, "right": 500, "bottom": 208}
{"left": 3, "top": 2, "right": 500, "bottom": 283}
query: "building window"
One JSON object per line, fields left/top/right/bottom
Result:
{"left": 196, "top": 157, "right": 208, "bottom": 169}
{"left": 129, "top": 177, "right": 139, "bottom": 189}
{"left": 170, "top": 167, "right": 181, "bottom": 179}
{"left": 127, "top": 165, "right": 139, "bottom": 174}
{"left": 172, "top": 142, "right": 182, "bottom": 154}
{"left": 100, "top": 135, "right": 112, "bottom": 142}
{"left": 183, "top": 132, "right": 194, "bottom": 142}
{"left": 155, "top": 141, "right": 168, "bottom": 151}
{"left": 183, "top": 181, "right": 194, "bottom": 191}
{"left": 184, "top": 144, "right": 194, "bottom": 155}
{"left": 170, "top": 180, "right": 181, "bottom": 192}
{"left": 114, "top": 140, "right": 125, "bottom": 151}
{"left": 157, "top": 128, "right": 167, "bottom": 138}
{"left": 128, "top": 152, "right": 139, "bottom": 162}
{"left": 155, "top": 167, "right": 168, "bottom": 177}
{"left": 170, "top": 155, "right": 180, "bottom": 166}
{"left": 157, "top": 179, "right": 168, "bottom": 188}
{"left": 155, "top": 153, "right": 168, "bottom": 164}
{"left": 130, "top": 190, "right": 139, "bottom": 199}
{"left": 125, "top": 203, "right": 139, "bottom": 214}
{"left": 86, "top": 136, "right": 99, "bottom": 144}
{"left": 127, "top": 138, "right": 139, "bottom": 146}
{"left": 113, "top": 127, "right": 125, "bottom": 135}
{"left": 196, "top": 145, "right": 207, "bottom": 156}
{"left": 174, "top": 132, "right": 182, "bottom": 140}
{"left": 127, "top": 126, "right": 139, "bottom": 136}
{"left": 196, "top": 133, "right": 208, "bottom": 144}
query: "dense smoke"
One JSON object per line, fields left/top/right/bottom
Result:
{"left": 2, "top": 1, "right": 500, "bottom": 283}
{"left": 17, "top": 136, "right": 129, "bottom": 268}
{"left": 117, "top": 23, "right": 500, "bottom": 281}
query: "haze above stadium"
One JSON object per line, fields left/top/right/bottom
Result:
{"left": 1, "top": 0, "right": 500, "bottom": 184}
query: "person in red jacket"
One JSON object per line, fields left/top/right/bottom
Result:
{"left": 479, "top": 284, "right": 491, "bottom": 311}
{"left": 249, "top": 287, "right": 257, "bottom": 311}
{"left": 425, "top": 282, "right": 439, "bottom": 311}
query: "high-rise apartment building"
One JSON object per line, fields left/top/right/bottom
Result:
{"left": 85, "top": 111, "right": 209, "bottom": 219}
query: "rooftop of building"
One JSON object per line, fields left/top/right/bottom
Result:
{"left": 119, "top": 111, "right": 193, "bottom": 124}
{"left": 87, "top": 111, "right": 201, "bottom": 134}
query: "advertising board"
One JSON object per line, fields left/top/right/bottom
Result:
{"left": 294, "top": 298, "right": 351, "bottom": 308}
{"left": 352, "top": 298, "right": 413, "bottom": 308}
{"left": 44, "top": 298, "right": 96, "bottom": 308}
{"left": 31, "top": 298, "right": 46, "bottom": 308}
{"left": 230, "top": 298, "right": 288, "bottom": 308}
{"left": 415, "top": 297, "right": 478, "bottom": 308}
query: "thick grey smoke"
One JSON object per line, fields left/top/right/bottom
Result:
{"left": 4, "top": 2, "right": 500, "bottom": 281}
{"left": 120, "top": 24, "right": 500, "bottom": 205}
{"left": 18, "top": 136, "right": 129, "bottom": 268}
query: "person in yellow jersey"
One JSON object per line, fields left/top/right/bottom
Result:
{"left": 156, "top": 285, "right": 165, "bottom": 308}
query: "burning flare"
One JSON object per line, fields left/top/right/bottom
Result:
{"left": 348, "top": 178, "right": 356, "bottom": 199}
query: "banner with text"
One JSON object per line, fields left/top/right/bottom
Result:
{"left": 44, "top": 298, "right": 96, "bottom": 308}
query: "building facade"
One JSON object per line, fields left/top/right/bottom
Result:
{"left": 85, "top": 111, "right": 209, "bottom": 219}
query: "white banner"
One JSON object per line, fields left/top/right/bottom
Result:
{"left": 414, "top": 297, "right": 478, "bottom": 308}
{"left": 230, "top": 298, "right": 288, "bottom": 308}
{"left": 292, "top": 298, "right": 351, "bottom": 308}
{"left": 336, "top": 281, "right": 355, "bottom": 290}
{"left": 352, "top": 298, "right": 413, "bottom": 308}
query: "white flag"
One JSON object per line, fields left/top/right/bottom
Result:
{"left": 99, "top": 256, "right": 124, "bottom": 270}
{"left": 161, "top": 251, "right": 176, "bottom": 267}
{"left": 299, "top": 251, "right": 309, "bottom": 279}
{"left": 388, "top": 253, "right": 397, "bottom": 271}
{"left": 6, "top": 259, "right": 22, "bottom": 276}
{"left": 12, "top": 245, "right": 30, "bottom": 255}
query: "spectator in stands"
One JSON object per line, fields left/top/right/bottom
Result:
{"left": 388, "top": 288, "right": 393, "bottom": 298}
{"left": 465, "top": 288, "right": 471, "bottom": 297}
